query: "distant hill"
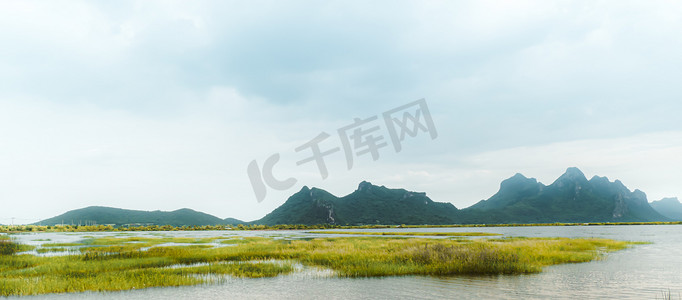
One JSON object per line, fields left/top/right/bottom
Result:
{"left": 36, "top": 206, "right": 243, "bottom": 227}
{"left": 223, "top": 218, "right": 246, "bottom": 225}
{"left": 254, "top": 181, "right": 459, "bottom": 225}
{"left": 650, "top": 197, "right": 682, "bottom": 221}
{"left": 462, "top": 167, "right": 668, "bottom": 223}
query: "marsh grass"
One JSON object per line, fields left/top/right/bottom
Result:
{"left": 0, "top": 237, "right": 35, "bottom": 255}
{"left": 36, "top": 247, "right": 71, "bottom": 254}
{"left": 170, "top": 261, "right": 295, "bottom": 278}
{"left": 80, "top": 236, "right": 221, "bottom": 246}
{"left": 0, "top": 235, "right": 641, "bottom": 296}
{"left": 309, "top": 231, "right": 501, "bottom": 237}
{"left": 219, "top": 237, "right": 269, "bottom": 245}
{"left": 0, "top": 239, "right": 21, "bottom": 256}
{"left": 43, "top": 243, "right": 84, "bottom": 248}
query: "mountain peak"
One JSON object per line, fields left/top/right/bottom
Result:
{"left": 613, "top": 180, "right": 630, "bottom": 192}
{"left": 564, "top": 167, "right": 586, "bottom": 178}
{"left": 650, "top": 197, "right": 682, "bottom": 221}
{"left": 357, "top": 181, "right": 373, "bottom": 192}
{"left": 654, "top": 197, "right": 680, "bottom": 204}
{"left": 499, "top": 173, "right": 537, "bottom": 190}
{"left": 589, "top": 175, "right": 609, "bottom": 182}
{"left": 552, "top": 167, "right": 588, "bottom": 186}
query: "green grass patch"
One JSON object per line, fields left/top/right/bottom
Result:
{"left": 0, "top": 238, "right": 36, "bottom": 255}
{"left": 36, "top": 248, "right": 71, "bottom": 254}
{"left": 219, "top": 237, "right": 269, "bottom": 245}
{"left": 309, "top": 231, "right": 501, "bottom": 237}
{"left": 171, "top": 261, "right": 294, "bottom": 278}
{"left": 0, "top": 235, "right": 642, "bottom": 296}
{"left": 42, "top": 243, "right": 85, "bottom": 248}
{"left": 80, "top": 236, "right": 221, "bottom": 246}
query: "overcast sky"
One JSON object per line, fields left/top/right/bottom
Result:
{"left": 2, "top": 1, "right": 682, "bottom": 224}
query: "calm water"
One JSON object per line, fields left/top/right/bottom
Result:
{"left": 4, "top": 225, "right": 682, "bottom": 299}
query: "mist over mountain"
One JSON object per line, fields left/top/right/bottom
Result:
{"left": 650, "top": 197, "right": 682, "bottom": 221}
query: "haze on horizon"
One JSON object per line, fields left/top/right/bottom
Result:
{"left": 1, "top": 1, "right": 682, "bottom": 224}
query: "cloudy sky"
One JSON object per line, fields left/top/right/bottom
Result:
{"left": 1, "top": 1, "right": 682, "bottom": 224}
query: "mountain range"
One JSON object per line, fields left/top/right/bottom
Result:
{"left": 35, "top": 167, "right": 674, "bottom": 226}
{"left": 253, "top": 168, "right": 668, "bottom": 225}
{"left": 459, "top": 167, "right": 665, "bottom": 223}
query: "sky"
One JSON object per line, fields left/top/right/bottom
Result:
{"left": 1, "top": 0, "right": 682, "bottom": 224}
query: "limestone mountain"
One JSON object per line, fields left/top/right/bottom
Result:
{"left": 650, "top": 197, "right": 682, "bottom": 221}
{"left": 463, "top": 167, "right": 668, "bottom": 223}
{"left": 254, "top": 181, "right": 459, "bottom": 225}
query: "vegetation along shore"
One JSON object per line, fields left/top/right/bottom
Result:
{"left": 0, "top": 234, "right": 645, "bottom": 296}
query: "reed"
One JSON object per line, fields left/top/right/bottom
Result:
{"left": 36, "top": 247, "right": 70, "bottom": 254}
{"left": 308, "top": 231, "right": 501, "bottom": 236}
{"left": 0, "top": 237, "right": 35, "bottom": 255}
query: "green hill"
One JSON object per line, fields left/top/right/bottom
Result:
{"left": 462, "top": 167, "right": 667, "bottom": 223}
{"left": 650, "top": 197, "right": 682, "bottom": 220}
{"left": 36, "top": 206, "right": 242, "bottom": 227}
{"left": 254, "top": 181, "right": 459, "bottom": 225}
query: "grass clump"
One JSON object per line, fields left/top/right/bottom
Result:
{"left": 80, "top": 236, "right": 220, "bottom": 247}
{"left": 0, "top": 237, "right": 35, "bottom": 255}
{"left": 36, "top": 248, "right": 71, "bottom": 254}
{"left": 0, "top": 239, "right": 22, "bottom": 256}
{"left": 171, "top": 261, "right": 295, "bottom": 278}
{"left": 219, "top": 237, "right": 269, "bottom": 245}
{"left": 283, "top": 237, "right": 634, "bottom": 277}
{"left": 42, "top": 243, "right": 84, "bottom": 248}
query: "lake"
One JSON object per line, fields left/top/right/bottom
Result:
{"left": 4, "top": 225, "right": 681, "bottom": 299}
